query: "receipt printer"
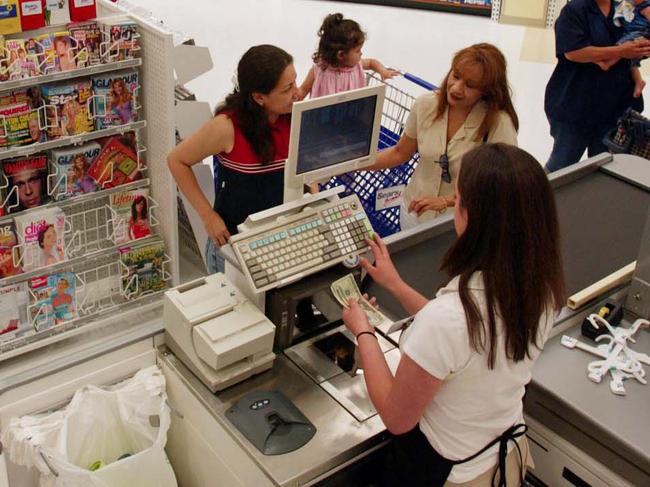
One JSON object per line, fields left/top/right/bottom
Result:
{"left": 164, "top": 273, "right": 276, "bottom": 392}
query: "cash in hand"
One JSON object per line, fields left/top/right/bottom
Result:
{"left": 330, "top": 274, "right": 385, "bottom": 327}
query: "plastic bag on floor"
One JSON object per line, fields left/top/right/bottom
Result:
{"left": 1, "top": 365, "right": 177, "bottom": 487}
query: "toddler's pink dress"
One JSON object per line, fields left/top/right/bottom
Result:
{"left": 311, "top": 61, "right": 366, "bottom": 98}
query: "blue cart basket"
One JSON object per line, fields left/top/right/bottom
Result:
{"left": 321, "top": 72, "right": 436, "bottom": 237}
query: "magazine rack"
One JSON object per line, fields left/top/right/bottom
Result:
{"left": 45, "top": 137, "right": 147, "bottom": 200}
{"left": 3, "top": 192, "right": 160, "bottom": 282}
{"left": 0, "top": 1, "right": 180, "bottom": 360}
{"left": 25, "top": 246, "right": 171, "bottom": 330}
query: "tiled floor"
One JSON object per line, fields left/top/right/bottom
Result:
{"left": 128, "top": 0, "right": 650, "bottom": 165}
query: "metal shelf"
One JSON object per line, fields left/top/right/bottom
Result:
{"left": 0, "top": 120, "right": 147, "bottom": 160}
{"left": 0, "top": 58, "right": 142, "bottom": 92}
{"left": 0, "top": 178, "right": 150, "bottom": 226}
{"left": 0, "top": 234, "right": 160, "bottom": 288}
{"left": 0, "top": 292, "right": 164, "bottom": 361}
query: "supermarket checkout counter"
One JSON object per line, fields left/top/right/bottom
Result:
{"left": 160, "top": 152, "right": 650, "bottom": 486}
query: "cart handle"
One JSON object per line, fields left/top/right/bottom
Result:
{"left": 403, "top": 72, "right": 437, "bottom": 91}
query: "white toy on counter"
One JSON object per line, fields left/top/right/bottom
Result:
{"left": 561, "top": 314, "right": 650, "bottom": 396}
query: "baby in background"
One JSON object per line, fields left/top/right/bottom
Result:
{"left": 614, "top": 0, "right": 650, "bottom": 52}
{"left": 299, "top": 13, "right": 399, "bottom": 99}
{"left": 598, "top": 0, "right": 650, "bottom": 96}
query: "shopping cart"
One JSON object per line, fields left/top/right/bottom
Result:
{"left": 321, "top": 72, "right": 437, "bottom": 237}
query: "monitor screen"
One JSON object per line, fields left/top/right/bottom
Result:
{"left": 295, "top": 95, "right": 378, "bottom": 175}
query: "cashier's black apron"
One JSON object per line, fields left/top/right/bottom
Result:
{"left": 381, "top": 423, "right": 527, "bottom": 487}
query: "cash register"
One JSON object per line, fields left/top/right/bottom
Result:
{"left": 164, "top": 85, "right": 396, "bottom": 417}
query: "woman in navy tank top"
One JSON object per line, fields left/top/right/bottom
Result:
{"left": 168, "top": 45, "right": 299, "bottom": 273}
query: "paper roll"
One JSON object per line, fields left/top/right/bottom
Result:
{"left": 567, "top": 262, "right": 636, "bottom": 310}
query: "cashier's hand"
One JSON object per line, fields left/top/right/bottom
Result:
{"left": 361, "top": 235, "right": 403, "bottom": 294}
{"left": 342, "top": 300, "right": 373, "bottom": 336}
{"left": 408, "top": 196, "right": 448, "bottom": 216}
{"left": 203, "top": 210, "right": 231, "bottom": 247}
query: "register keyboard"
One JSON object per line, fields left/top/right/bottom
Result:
{"left": 230, "top": 195, "right": 375, "bottom": 293}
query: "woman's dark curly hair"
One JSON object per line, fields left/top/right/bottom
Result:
{"left": 215, "top": 45, "right": 293, "bottom": 164}
{"left": 312, "top": 13, "right": 366, "bottom": 68}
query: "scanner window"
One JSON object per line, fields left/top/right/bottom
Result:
{"left": 313, "top": 332, "right": 357, "bottom": 373}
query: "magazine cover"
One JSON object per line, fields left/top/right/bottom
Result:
{"left": 0, "top": 282, "right": 30, "bottom": 342}
{"left": 87, "top": 133, "right": 142, "bottom": 188}
{"left": 41, "top": 79, "right": 93, "bottom": 138}
{"left": 44, "top": 0, "right": 70, "bottom": 26}
{"left": 52, "top": 31, "right": 76, "bottom": 72}
{"left": 14, "top": 207, "right": 66, "bottom": 272}
{"left": 110, "top": 187, "right": 150, "bottom": 244}
{"left": 0, "top": 87, "right": 45, "bottom": 147}
{"left": 119, "top": 239, "right": 166, "bottom": 299}
{"left": 0, "top": 35, "right": 6, "bottom": 82}
{"left": 4, "top": 38, "right": 39, "bottom": 79}
{"left": 0, "top": 220, "right": 22, "bottom": 277}
{"left": 50, "top": 141, "right": 100, "bottom": 199}
{"left": 2, "top": 154, "right": 50, "bottom": 212}
{"left": 0, "top": 1, "right": 21, "bottom": 36}
{"left": 101, "top": 19, "right": 138, "bottom": 61}
{"left": 92, "top": 69, "right": 138, "bottom": 129}
{"left": 24, "top": 36, "right": 41, "bottom": 71}
{"left": 68, "top": 20, "right": 101, "bottom": 67}
{"left": 29, "top": 271, "right": 77, "bottom": 331}
{"left": 35, "top": 33, "right": 56, "bottom": 75}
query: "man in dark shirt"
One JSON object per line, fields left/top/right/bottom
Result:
{"left": 545, "top": 0, "right": 650, "bottom": 172}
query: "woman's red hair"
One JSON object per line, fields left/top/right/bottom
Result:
{"left": 435, "top": 43, "right": 519, "bottom": 140}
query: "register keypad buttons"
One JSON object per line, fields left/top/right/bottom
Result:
{"left": 234, "top": 196, "right": 376, "bottom": 291}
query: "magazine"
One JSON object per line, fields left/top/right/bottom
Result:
{"left": 52, "top": 31, "right": 76, "bottom": 72}
{"left": 35, "top": 33, "right": 56, "bottom": 75}
{"left": 0, "top": 220, "right": 22, "bottom": 277}
{"left": 87, "top": 133, "right": 142, "bottom": 189}
{"left": 101, "top": 18, "right": 138, "bottom": 61}
{"left": 29, "top": 271, "right": 77, "bottom": 331}
{"left": 92, "top": 69, "right": 138, "bottom": 129}
{"left": 0, "top": 1, "right": 21, "bottom": 37}
{"left": 109, "top": 187, "right": 151, "bottom": 244}
{"left": 24, "top": 36, "right": 41, "bottom": 72}
{"left": 14, "top": 207, "right": 66, "bottom": 272}
{"left": 4, "top": 38, "right": 39, "bottom": 79}
{"left": 50, "top": 142, "right": 100, "bottom": 199}
{"left": 68, "top": 20, "right": 102, "bottom": 67}
{"left": 42, "top": 80, "right": 94, "bottom": 138}
{"left": 0, "top": 282, "right": 30, "bottom": 342}
{"left": 44, "top": 0, "right": 70, "bottom": 26}
{"left": 2, "top": 154, "right": 50, "bottom": 212}
{"left": 0, "top": 87, "right": 46, "bottom": 147}
{"left": 119, "top": 239, "right": 166, "bottom": 299}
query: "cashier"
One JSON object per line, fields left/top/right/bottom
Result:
{"left": 343, "top": 144, "right": 566, "bottom": 486}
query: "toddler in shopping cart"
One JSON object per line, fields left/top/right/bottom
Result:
{"left": 298, "top": 13, "right": 399, "bottom": 99}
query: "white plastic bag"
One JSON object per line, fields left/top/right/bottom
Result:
{"left": 1, "top": 366, "right": 177, "bottom": 487}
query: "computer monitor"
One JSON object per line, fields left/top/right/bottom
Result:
{"left": 283, "top": 84, "right": 385, "bottom": 202}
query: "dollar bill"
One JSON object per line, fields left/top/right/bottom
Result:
{"left": 331, "top": 274, "right": 359, "bottom": 307}
{"left": 330, "top": 274, "right": 386, "bottom": 327}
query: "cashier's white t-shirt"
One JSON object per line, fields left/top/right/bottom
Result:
{"left": 400, "top": 273, "right": 553, "bottom": 483}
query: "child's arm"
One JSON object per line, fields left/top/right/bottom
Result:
{"left": 297, "top": 68, "right": 315, "bottom": 100}
{"left": 362, "top": 58, "right": 400, "bottom": 81}
{"left": 631, "top": 66, "right": 646, "bottom": 98}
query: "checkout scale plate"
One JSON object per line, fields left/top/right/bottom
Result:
{"left": 284, "top": 325, "right": 401, "bottom": 422}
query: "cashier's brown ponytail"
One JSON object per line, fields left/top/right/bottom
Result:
{"left": 441, "top": 144, "right": 565, "bottom": 369}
